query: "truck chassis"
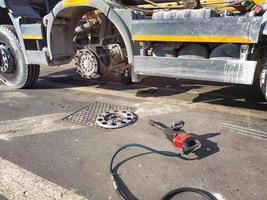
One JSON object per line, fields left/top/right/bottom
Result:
{"left": 0, "top": 0, "right": 267, "bottom": 100}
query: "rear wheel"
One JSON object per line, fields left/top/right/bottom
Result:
{"left": 0, "top": 25, "right": 39, "bottom": 89}
{"left": 260, "top": 64, "right": 267, "bottom": 101}
{"left": 248, "top": 45, "right": 267, "bottom": 101}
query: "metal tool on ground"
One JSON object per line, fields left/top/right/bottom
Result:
{"left": 149, "top": 120, "right": 200, "bottom": 155}
{"left": 96, "top": 110, "right": 136, "bottom": 129}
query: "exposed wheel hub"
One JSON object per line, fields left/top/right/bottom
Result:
{"left": 74, "top": 49, "right": 99, "bottom": 79}
{"left": 0, "top": 44, "right": 14, "bottom": 73}
{"left": 75, "top": 45, "right": 112, "bottom": 79}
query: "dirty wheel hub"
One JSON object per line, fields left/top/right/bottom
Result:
{"left": 96, "top": 110, "right": 136, "bottom": 129}
{"left": 75, "top": 49, "right": 99, "bottom": 79}
{"left": 0, "top": 43, "right": 14, "bottom": 73}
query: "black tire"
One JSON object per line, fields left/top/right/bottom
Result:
{"left": 248, "top": 45, "right": 267, "bottom": 101}
{"left": 248, "top": 44, "right": 267, "bottom": 100}
{"left": 260, "top": 62, "right": 267, "bottom": 101}
{"left": 0, "top": 25, "right": 39, "bottom": 89}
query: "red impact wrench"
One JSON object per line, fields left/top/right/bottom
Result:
{"left": 149, "top": 120, "right": 200, "bottom": 155}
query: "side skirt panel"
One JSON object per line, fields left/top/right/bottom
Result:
{"left": 134, "top": 56, "right": 257, "bottom": 85}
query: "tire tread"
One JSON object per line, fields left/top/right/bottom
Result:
{"left": 0, "top": 25, "right": 40, "bottom": 89}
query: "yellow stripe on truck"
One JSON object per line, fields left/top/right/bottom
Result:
{"left": 253, "top": 0, "right": 266, "bottom": 5}
{"left": 22, "top": 34, "right": 43, "bottom": 40}
{"left": 132, "top": 35, "right": 253, "bottom": 43}
{"left": 63, "top": 0, "right": 90, "bottom": 6}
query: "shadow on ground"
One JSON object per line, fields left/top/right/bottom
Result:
{"left": 36, "top": 67, "right": 267, "bottom": 112}
{"left": 192, "top": 85, "right": 267, "bottom": 112}
{"left": 191, "top": 133, "right": 220, "bottom": 160}
{"left": 0, "top": 195, "right": 9, "bottom": 200}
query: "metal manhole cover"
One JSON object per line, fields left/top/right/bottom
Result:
{"left": 63, "top": 101, "right": 136, "bottom": 128}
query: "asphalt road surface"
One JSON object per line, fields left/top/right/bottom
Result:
{"left": 0, "top": 64, "right": 267, "bottom": 200}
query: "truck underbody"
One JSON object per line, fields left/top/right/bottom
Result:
{"left": 0, "top": 0, "right": 266, "bottom": 100}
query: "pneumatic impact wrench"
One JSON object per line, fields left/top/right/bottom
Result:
{"left": 149, "top": 120, "right": 200, "bottom": 155}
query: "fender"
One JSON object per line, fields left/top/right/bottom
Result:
{"left": 0, "top": 0, "right": 27, "bottom": 65}
{"left": 261, "top": 4, "right": 267, "bottom": 35}
{"left": 0, "top": 0, "right": 6, "bottom": 8}
{"left": 46, "top": 0, "right": 135, "bottom": 65}
{"left": 0, "top": 1, "right": 29, "bottom": 64}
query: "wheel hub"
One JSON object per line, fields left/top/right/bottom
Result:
{"left": 75, "top": 49, "right": 99, "bottom": 79}
{"left": 0, "top": 44, "right": 14, "bottom": 73}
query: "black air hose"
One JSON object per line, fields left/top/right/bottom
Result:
{"left": 110, "top": 143, "right": 216, "bottom": 200}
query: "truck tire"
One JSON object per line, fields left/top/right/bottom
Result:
{"left": 0, "top": 25, "right": 39, "bottom": 89}
{"left": 260, "top": 65, "right": 267, "bottom": 100}
{"left": 251, "top": 45, "right": 267, "bottom": 101}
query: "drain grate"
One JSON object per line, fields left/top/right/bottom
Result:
{"left": 63, "top": 101, "right": 136, "bottom": 128}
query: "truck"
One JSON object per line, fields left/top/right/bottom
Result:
{"left": 0, "top": 0, "right": 267, "bottom": 100}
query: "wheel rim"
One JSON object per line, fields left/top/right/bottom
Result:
{"left": 0, "top": 41, "right": 18, "bottom": 84}
{"left": 0, "top": 42, "right": 15, "bottom": 73}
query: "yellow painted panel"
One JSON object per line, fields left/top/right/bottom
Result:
{"left": 138, "top": 2, "right": 178, "bottom": 8}
{"left": 200, "top": 0, "right": 240, "bottom": 11}
{"left": 22, "top": 34, "right": 43, "bottom": 40}
{"left": 253, "top": 0, "right": 266, "bottom": 5}
{"left": 63, "top": 0, "right": 90, "bottom": 7}
{"left": 132, "top": 35, "right": 253, "bottom": 43}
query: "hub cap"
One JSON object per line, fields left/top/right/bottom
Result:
{"left": 0, "top": 43, "right": 15, "bottom": 73}
{"left": 96, "top": 110, "right": 136, "bottom": 129}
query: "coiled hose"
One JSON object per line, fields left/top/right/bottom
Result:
{"left": 109, "top": 143, "right": 216, "bottom": 200}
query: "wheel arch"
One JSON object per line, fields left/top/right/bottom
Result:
{"left": 46, "top": 0, "right": 134, "bottom": 65}
{"left": 0, "top": 7, "right": 12, "bottom": 25}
